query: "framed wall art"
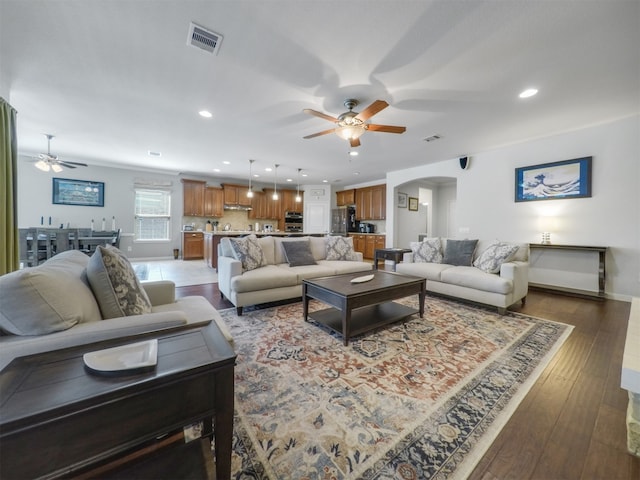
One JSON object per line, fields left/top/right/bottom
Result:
{"left": 515, "top": 156, "right": 592, "bottom": 202}
{"left": 397, "top": 192, "right": 408, "bottom": 208}
{"left": 408, "top": 197, "right": 419, "bottom": 211}
{"left": 53, "top": 178, "right": 105, "bottom": 207}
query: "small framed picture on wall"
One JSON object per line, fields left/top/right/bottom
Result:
{"left": 397, "top": 192, "right": 408, "bottom": 208}
{"left": 408, "top": 197, "right": 419, "bottom": 211}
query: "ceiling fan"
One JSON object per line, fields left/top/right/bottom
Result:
{"left": 32, "top": 134, "right": 88, "bottom": 172}
{"left": 303, "top": 99, "right": 406, "bottom": 147}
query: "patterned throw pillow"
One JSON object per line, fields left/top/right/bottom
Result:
{"left": 410, "top": 237, "right": 443, "bottom": 263}
{"left": 325, "top": 236, "right": 358, "bottom": 261}
{"left": 86, "top": 245, "right": 152, "bottom": 319}
{"left": 443, "top": 239, "right": 478, "bottom": 266}
{"left": 473, "top": 242, "right": 520, "bottom": 273}
{"left": 229, "top": 234, "right": 266, "bottom": 272}
{"left": 281, "top": 240, "right": 317, "bottom": 267}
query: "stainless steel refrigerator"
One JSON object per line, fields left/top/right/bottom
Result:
{"left": 330, "top": 206, "right": 358, "bottom": 235}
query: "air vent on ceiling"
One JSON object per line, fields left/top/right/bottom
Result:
{"left": 423, "top": 134, "right": 442, "bottom": 143}
{"left": 187, "top": 22, "right": 223, "bottom": 55}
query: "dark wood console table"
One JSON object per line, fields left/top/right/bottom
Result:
{"left": 528, "top": 243, "right": 607, "bottom": 299}
{"left": 0, "top": 322, "right": 236, "bottom": 479}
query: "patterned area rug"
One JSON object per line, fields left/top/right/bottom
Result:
{"left": 219, "top": 296, "right": 572, "bottom": 479}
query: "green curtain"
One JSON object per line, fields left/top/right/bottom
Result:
{"left": 0, "top": 97, "right": 18, "bottom": 275}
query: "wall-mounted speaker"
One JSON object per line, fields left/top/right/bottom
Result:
{"left": 459, "top": 156, "right": 470, "bottom": 170}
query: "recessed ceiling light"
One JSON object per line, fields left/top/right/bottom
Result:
{"left": 223, "top": 161, "right": 230, "bottom": 165}
{"left": 199, "top": 110, "right": 213, "bottom": 118}
{"left": 349, "top": 151, "right": 358, "bottom": 156}
{"left": 353, "top": 172, "right": 360, "bottom": 175}
{"left": 265, "top": 167, "right": 272, "bottom": 172}
{"left": 301, "top": 173, "right": 308, "bottom": 177}
{"left": 519, "top": 88, "right": 538, "bottom": 99}
{"left": 322, "top": 179, "right": 328, "bottom": 183}
{"left": 213, "top": 168, "right": 220, "bottom": 172}
{"left": 286, "top": 178, "right": 293, "bottom": 182}
{"left": 148, "top": 151, "right": 161, "bottom": 157}
{"left": 253, "top": 174, "right": 260, "bottom": 178}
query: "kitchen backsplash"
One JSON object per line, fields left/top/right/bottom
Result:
{"left": 183, "top": 210, "right": 278, "bottom": 231}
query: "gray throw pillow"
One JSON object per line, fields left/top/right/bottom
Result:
{"left": 443, "top": 239, "right": 478, "bottom": 266}
{"left": 325, "top": 236, "right": 358, "bottom": 261}
{"left": 281, "top": 240, "right": 317, "bottom": 267}
{"left": 229, "top": 234, "right": 266, "bottom": 272}
{"left": 410, "top": 238, "right": 442, "bottom": 263}
{"left": 86, "top": 245, "right": 153, "bottom": 319}
{"left": 473, "top": 241, "right": 520, "bottom": 273}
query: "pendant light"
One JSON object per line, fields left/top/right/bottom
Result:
{"left": 295, "top": 168, "right": 302, "bottom": 202}
{"left": 272, "top": 164, "right": 279, "bottom": 200}
{"left": 246, "top": 159, "right": 255, "bottom": 198}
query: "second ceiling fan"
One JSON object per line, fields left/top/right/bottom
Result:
{"left": 303, "top": 99, "right": 406, "bottom": 147}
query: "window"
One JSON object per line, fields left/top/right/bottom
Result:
{"left": 134, "top": 188, "right": 171, "bottom": 241}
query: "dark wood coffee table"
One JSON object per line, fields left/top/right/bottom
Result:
{"left": 302, "top": 270, "right": 426, "bottom": 345}
{"left": 0, "top": 321, "right": 236, "bottom": 480}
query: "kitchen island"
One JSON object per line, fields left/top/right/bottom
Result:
{"left": 204, "top": 231, "right": 324, "bottom": 270}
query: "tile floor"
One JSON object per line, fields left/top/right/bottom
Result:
{"left": 131, "top": 259, "right": 218, "bottom": 287}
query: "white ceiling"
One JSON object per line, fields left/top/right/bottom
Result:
{"left": 1, "top": 0, "right": 638, "bottom": 186}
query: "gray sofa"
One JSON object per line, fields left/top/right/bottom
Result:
{"left": 218, "top": 235, "right": 372, "bottom": 314}
{"left": 0, "top": 249, "right": 233, "bottom": 369}
{"left": 395, "top": 238, "right": 529, "bottom": 314}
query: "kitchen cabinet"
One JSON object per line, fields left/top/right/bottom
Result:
{"left": 336, "top": 189, "right": 355, "bottom": 206}
{"left": 183, "top": 232, "right": 204, "bottom": 260}
{"left": 282, "top": 189, "right": 303, "bottom": 213}
{"left": 350, "top": 233, "right": 385, "bottom": 260}
{"left": 182, "top": 179, "right": 205, "bottom": 216}
{"left": 355, "top": 184, "right": 386, "bottom": 220}
{"left": 248, "top": 191, "right": 266, "bottom": 219}
{"left": 204, "top": 187, "right": 224, "bottom": 217}
{"left": 222, "top": 184, "right": 251, "bottom": 207}
{"left": 350, "top": 234, "right": 366, "bottom": 257}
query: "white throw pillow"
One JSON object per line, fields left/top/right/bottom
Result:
{"left": 473, "top": 241, "right": 520, "bottom": 273}
{"left": 0, "top": 251, "right": 102, "bottom": 335}
{"left": 229, "top": 234, "right": 266, "bottom": 272}
{"left": 410, "top": 237, "right": 443, "bottom": 263}
{"left": 325, "top": 236, "right": 358, "bottom": 261}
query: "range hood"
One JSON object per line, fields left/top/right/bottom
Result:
{"left": 224, "top": 204, "right": 253, "bottom": 211}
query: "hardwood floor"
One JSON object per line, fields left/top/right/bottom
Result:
{"left": 175, "top": 282, "right": 640, "bottom": 479}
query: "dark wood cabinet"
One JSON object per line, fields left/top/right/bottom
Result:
{"left": 350, "top": 233, "right": 385, "bottom": 260}
{"left": 336, "top": 189, "right": 355, "bottom": 206}
{"left": 182, "top": 179, "right": 205, "bottom": 216}
{"left": 183, "top": 232, "right": 204, "bottom": 260}
{"left": 222, "top": 184, "right": 251, "bottom": 207}
{"left": 355, "top": 184, "right": 386, "bottom": 220}
{"left": 204, "top": 187, "right": 224, "bottom": 217}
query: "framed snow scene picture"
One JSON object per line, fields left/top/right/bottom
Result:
{"left": 515, "top": 157, "right": 592, "bottom": 202}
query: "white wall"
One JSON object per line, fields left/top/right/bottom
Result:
{"left": 17, "top": 161, "right": 184, "bottom": 259}
{"left": 387, "top": 115, "right": 640, "bottom": 300}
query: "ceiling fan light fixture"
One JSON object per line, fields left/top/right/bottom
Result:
{"left": 51, "top": 163, "right": 63, "bottom": 173}
{"left": 336, "top": 124, "right": 366, "bottom": 141}
{"left": 35, "top": 160, "right": 50, "bottom": 172}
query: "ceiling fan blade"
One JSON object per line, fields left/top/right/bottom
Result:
{"left": 303, "top": 109, "right": 338, "bottom": 123}
{"left": 355, "top": 100, "right": 389, "bottom": 121}
{"left": 303, "top": 128, "right": 336, "bottom": 139}
{"left": 59, "top": 160, "right": 88, "bottom": 167}
{"left": 57, "top": 162, "right": 78, "bottom": 169}
{"left": 366, "top": 124, "right": 406, "bottom": 134}
{"left": 350, "top": 137, "right": 361, "bottom": 148}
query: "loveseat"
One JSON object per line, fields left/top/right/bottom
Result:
{"left": 395, "top": 238, "right": 529, "bottom": 314}
{"left": 0, "top": 248, "right": 233, "bottom": 370}
{"left": 217, "top": 235, "right": 372, "bottom": 314}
